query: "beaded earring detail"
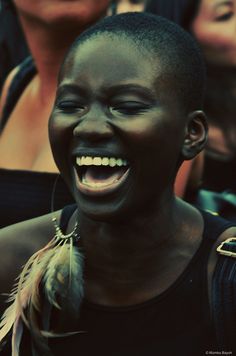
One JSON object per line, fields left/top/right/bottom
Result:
{"left": 52, "top": 216, "right": 79, "bottom": 241}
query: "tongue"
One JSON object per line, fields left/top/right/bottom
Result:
{"left": 83, "top": 166, "right": 127, "bottom": 186}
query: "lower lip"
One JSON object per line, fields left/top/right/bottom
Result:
{"left": 74, "top": 167, "right": 130, "bottom": 196}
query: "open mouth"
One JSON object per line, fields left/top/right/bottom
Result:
{"left": 74, "top": 156, "right": 130, "bottom": 195}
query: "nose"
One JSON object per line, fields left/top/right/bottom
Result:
{"left": 73, "top": 106, "right": 113, "bottom": 142}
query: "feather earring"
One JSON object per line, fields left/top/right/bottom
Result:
{"left": 43, "top": 217, "right": 84, "bottom": 317}
{"left": 0, "top": 238, "right": 57, "bottom": 355}
{"left": 0, "top": 216, "right": 84, "bottom": 356}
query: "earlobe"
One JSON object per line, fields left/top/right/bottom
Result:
{"left": 182, "top": 110, "right": 208, "bottom": 160}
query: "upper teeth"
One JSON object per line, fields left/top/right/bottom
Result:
{"left": 76, "top": 156, "right": 128, "bottom": 167}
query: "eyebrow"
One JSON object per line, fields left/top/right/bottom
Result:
{"left": 57, "top": 83, "right": 157, "bottom": 101}
{"left": 213, "top": 0, "right": 233, "bottom": 9}
{"left": 105, "top": 84, "right": 157, "bottom": 100}
{"left": 56, "top": 83, "right": 89, "bottom": 97}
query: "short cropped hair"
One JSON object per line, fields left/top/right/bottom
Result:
{"left": 64, "top": 12, "right": 206, "bottom": 112}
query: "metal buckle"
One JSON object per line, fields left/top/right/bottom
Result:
{"left": 217, "top": 237, "right": 236, "bottom": 258}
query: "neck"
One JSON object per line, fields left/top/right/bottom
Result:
{"left": 18, "top": 14, "right": 84, "bottom": 102}
{"left": 77, "top": 196, "right": 200, "bottom": 306}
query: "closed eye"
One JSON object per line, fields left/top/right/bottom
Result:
{"left": 56, "top": 101, "right": 86, "bottom": 113}
{"left": 110, "top": 102, "right": 150, "bottom": 116}
{"left": 215, "top": 11, "right": 234, "bottom": 21}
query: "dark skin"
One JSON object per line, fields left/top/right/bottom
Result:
{"left": 49, "top": 35, "right": 211, "bottom": 306}
{"left": 51, "top": 37, "right": 206, "bottom": 219}
{"left": 0, "top": 35, "right": 236, "bottom": 311}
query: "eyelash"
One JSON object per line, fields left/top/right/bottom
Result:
{"left": 56, "top": 101, "right": 150, "bottom": 116}
{"left": 56, "top": 101, "right": 85, "bottom": 113}
{"left": 110, "top": 103, "right": 150, "bottom": 115}
{"left": 215, "top": 12, "right": 234, "bottom": 21}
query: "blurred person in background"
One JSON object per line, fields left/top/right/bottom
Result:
{"left": 0, "top": 0, "right": 29, "bottom": 92}
{"left": 0, "top": 0, "right": 111, "bottom": 228}
{"left": 202, "top": 66, "right": 236, "bottom": 191}
{"left": 146, "top": 0, "right": 236, "bottom": 68}
{"left": 186, "top": 0, "right": 236, "bottom": 216}
{"left": 146, "top": 0, "right": 236, "bottom": 213}
{"left": 191, "top": 0, "right": 236, "bottom": 218}
{"left": 192, "top": 0, "right": 236, "bottom": 67}
{"left": 116, "top": 0, "right": 146, "bottom": 13}
{"left": 194, "top": 66, "right": 236, "bottom": 220}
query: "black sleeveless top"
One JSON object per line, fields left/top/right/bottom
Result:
{"left": 5, "top": 206, "right": 234, "bottom": 356}
{"left": 0, "top": 57, "right": 74, "bottom": 228}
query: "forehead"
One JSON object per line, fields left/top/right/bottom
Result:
{"left": 61, "top": 35, "right": 162, "bottom": 88}
{"left": 59, "top": 35, "right": 184, "bottom": 110}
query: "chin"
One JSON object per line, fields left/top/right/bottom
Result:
{"left": 76, "top": 197, "right": 136, "bottom": 224}
{"left": 37, "top": 6, "right": 103, "bottom": 29}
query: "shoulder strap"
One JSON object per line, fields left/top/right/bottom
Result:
{"left": 212, "top": 238, "right": 236, "bottom": 349}
{"left": 0, "top": 56, "right": 36, "bottom": 132}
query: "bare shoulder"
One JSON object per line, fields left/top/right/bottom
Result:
{"left": 0, "top": 210, "right": 62, "bottom": 305}
{"left": 0, "top": 210, "right": 62, "bottom": 248}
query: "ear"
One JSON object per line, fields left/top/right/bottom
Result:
{"left": 182, "top": 110, "right": 208, "bottom": 160}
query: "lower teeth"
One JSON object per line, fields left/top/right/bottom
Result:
{"left": 81, "top": 178, "right": 118, "bottom": 187}
{"left": 80, "top": 166, "right": 127, "bottom": 188}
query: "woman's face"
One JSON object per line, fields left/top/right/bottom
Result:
{"left": 191, "top": 0, "right": 236, "bottom": 66}
{"left": 49, "top": 35, "right": 188, "bottom": 221}
{"left": 116, "top": 0, "right": 145, "bottom": 14}
{"left": 13, "top": 0, "right": 110, "bottom": 27}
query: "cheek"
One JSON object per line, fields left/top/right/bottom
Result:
{"left": 48, "top": 115, "right": 73, "bottom": 169}
{"left": 194, "top": 22, "right": 236, "bottom": 50}
{"left": 121, "top": 118, "right": 182, "bottom": 174}
{"left": 195, "top": 25, "right": 236, "bottom": 65}
{"left": 13, "top": 0, "right": 34, "bottom": 12}
{"left": 119, "top": 120, "right": 161, "bottom": 159}
{"left": 49, "top": 116, "right": 62, "bottom": 148}
{"left": 79, "top": 0, "right": 110, "bottom": 19}
{"left": 123, "top": 118, "right": 179, "bottom": 150}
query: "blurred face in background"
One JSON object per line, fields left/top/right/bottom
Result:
{"left": 116, "top": 0, "right": 145, "bottom": 13}
{"left": 192, "top": 0, "right": 236, "bottom": 66}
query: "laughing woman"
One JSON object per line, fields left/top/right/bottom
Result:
{"left": 0, "top": 13, "right": 236, "bottom": 356}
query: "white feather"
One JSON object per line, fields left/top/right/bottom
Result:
{"left": 43, "top": 241, "right": 84, "bottom": 315}
{"left": 0, "top": 238, "right": 57, "bottom": 354}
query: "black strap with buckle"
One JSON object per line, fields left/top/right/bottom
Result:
{"left": 212, "top": 238, "right": 236, "bottom": 349}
